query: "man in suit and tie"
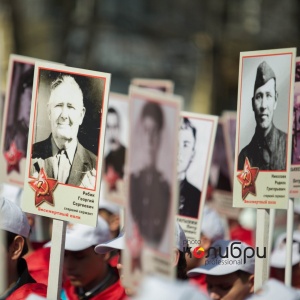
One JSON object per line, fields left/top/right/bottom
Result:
{"left": 31, "top": 74, "right": 96, "bottom": 189}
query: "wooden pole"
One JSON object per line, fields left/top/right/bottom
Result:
{"left": 0, "top": 227, "right": 6, "bottom": 294}
{"left": 267, "top": 208, "right": 275, "bottom": 278}
{"left": 285, "top": 198, "right": 294, "bottom": 286}
{"left": 47, "top": 219, "right": 67, "bottom": 300}
{"left": 254, "top": 208, "right": 270, "bottom": 291}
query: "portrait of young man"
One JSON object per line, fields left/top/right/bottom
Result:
{"left": 177, "top": 117, "right": 202, "bottom": 218}
{"left": 238, "top": 60, "right": 288, "bottom": 171}
{"left": 30, "top": 71, "right": 104, "bottom": 190}
{"left": 129, "top": 100, "right": 171, "bottom": 248}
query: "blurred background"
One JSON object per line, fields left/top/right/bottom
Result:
{"left": 0, "top": 0, "right": 299, "bottom": 115}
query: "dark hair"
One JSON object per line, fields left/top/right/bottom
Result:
{"left": 177, "top": 250, "right": 188, "bottom": 280}
{"left": 181, "top": 117, "right": 196, "bottom": 141}
{"left": 141, "top": 102, "right": 164, "bottom": 131}
{"left": 107, "top": 107, "right": 120, "bottom": 125}
{"left": 236, "top": 270, "right": 252, "bottom": 282}
{"left": 6, "top": 231, "right": 28, "bottom": 258}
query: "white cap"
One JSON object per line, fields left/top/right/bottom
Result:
{"left": 238, "top": 208, "right": 256, "bottom": 230}
{"left": 175, "top": 222, "right": 187, "bottom": 252}
{"left": 0, "top": 183, "right": 23, "bottom": 206}
{"left": 248, "top": 279, "right": 300, "bottom": 300}
{"left": 188, "top": 240, "right": 255, "bottom": 277}
{"left": 98, "top": 196, "right": 120, "bottom": 215}
{"left": 94, "top": 231, "right": 124, "bottom": 254}
{"left": 64, "top": 216, "right": 110, "bottom": 251}
{"left": 135, "top": 275, "right": 210, "bottom": 300}
{"left": 270, "top": 231, "right": 300, "bottom": 268}
{"left": 95, "top": 222, "right": 186, "bottom": 254}
{"left": 0, "top": 196, "right": 30, "bottom": 238}
{"left": 201, "top": 206, "right": 225, "bottom": 243}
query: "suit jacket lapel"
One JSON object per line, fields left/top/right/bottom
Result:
{"left": 67, "top": 142, "right": 90, "bottom": 186}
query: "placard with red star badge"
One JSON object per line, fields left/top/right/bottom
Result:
{"left": 0, "top": 55, "right": 40, "bottom": 186}
{"left": 22, "top": 62, "right": 111, "bottom": 226}
{"left": 233, "top": 48, "right": 296, "bottom": 209}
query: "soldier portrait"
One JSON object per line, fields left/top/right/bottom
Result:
{"left": 238, "top": 56, "right": 291, "bottom": 171}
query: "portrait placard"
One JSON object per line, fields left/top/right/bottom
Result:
{"left": 222, "top": 111, "right": 237, "bottom": 190}
{"left": 0, "top": 55, "right": 37, "bottom": 186}
{"left": 233, "top": 48, "right": 296, "bottom": 209}
{"left": 290, "top": 57, "right": 300, "bottom": 197}
{"left": 102, "top": 93, "right": 129, "bottom": 206}
{"left": 22, "top": 62, "right": 111, "bottom": 226}
{"left": 131, "top": 78, "right": 174, "bottom": 94}
{"left": 123, "top": 86, "right": 181, "bottom": 290}
{"left": 210, "top": 120, "right": 232, "bottom": 192}
{"left": 176, "top": 112, "right": 218, "bottom": 246}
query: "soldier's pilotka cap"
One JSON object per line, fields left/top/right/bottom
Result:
{"left": 254, "top": 61, "right": 276, "bottom": 94}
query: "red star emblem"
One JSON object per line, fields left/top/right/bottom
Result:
{"left": 29, "top": 168, "right": 58, "bottom": 207}
{"left": 237, "top": 157, "right": 259, "bottom": 200}
{"left": 4, "top": 141, "right": 23, "bottom": 174}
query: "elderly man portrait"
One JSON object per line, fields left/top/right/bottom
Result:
{"left": 31, "top": 74, "right": 96, "bottom": 189}
{"left": 238, "top": 61, "right": 287, "bottom": 171}
{"left": 177, "top": 117, "right": 201, "bottom": 218}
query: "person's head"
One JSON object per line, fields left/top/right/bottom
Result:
{"left": 174, "top": 222, "right": 188, "bottom": 280}
{"left": 16, "top": 64, "right": 34, "bottom": 127}
{"left": 186, "top": 206, "right": 225, "bottom": 271}
{"left": 106, "top": 107, "right": 121, "bottom": 152}
{"left": 98, "top": 197, "right": 120, "bottom": 238}
{"left": 270, "top": 230, "right": 300, "bottom": 289}
{"left": 188, "top": 240, "right": 255, "bottom": 300}
{"left": 178, "top": 117, "right": 196, "bottom": 180}
{"left": 252, "top": 61, "right": 278, "bottom": 136}
{"left": 0, "top": 197, "right": 30, "bottom": 285}
{"left": 95, "top": 222, "right": 188, "bottom": 280}
{"left": 63, "top": 216, "right": 111, "bottom": 291}
{"left": 140, "top": 101, "right": 164, "bottom": 168}
{"left": 47, "top": 75, "right": 86, "bottom": 148}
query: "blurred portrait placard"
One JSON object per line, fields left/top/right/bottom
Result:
{"left": 102, "top": 92, "right": 129, "bottom": 206}
{"left": 0, "top": 55, "right": 36, "bottom": 186}
{"left": 233, "top": 48, "right": 296, "bottom": 209}
{"left": 176, "top": 112, "right": 218, "bottom": 244}
{"left": 222, "top": 111, "right": 237, "bottom": 189}
{"left": 131, "top": 78, "right": 174, "bottom": 94}
{"left": 123, "top": 86, "right": 181, "bottom": 290}
{"left": 290, "top": 57, "right": 300, "bottom": 197}
{"left": 22, "top": 62, "right": 111, "bottom": 226}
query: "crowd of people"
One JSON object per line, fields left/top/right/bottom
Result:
{"left": 1, "top": 186, "right": 300, "bottom": 300}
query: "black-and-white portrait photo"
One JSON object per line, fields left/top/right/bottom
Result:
{"left": 210, "top": 122, "right": 231, "bottom": 192}
{"left": 177, "top": 117, "right": 213, "bottom": 218}
{"left": 238, "top": 55, "right": 291, "bottom": 171}
{"left": 4, "top": 61, "right": 34, "bottom": 158}
{"left": 103, "top": 93, "right": 128, "bottom": 202}
{"left": 128, "top": 95, "right": 178, "bottom": 255}
{"left": 30, "top": 69, "right": 106, "bottom": 190}
{"left": 292, "top": 61, "right": 300, "bottom": 164}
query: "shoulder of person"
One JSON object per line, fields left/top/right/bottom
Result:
{"left": 77, "top": 142, "right": 97, "bottom": 165}
{"left": 32, "top": 136, "right": 52, "bottom": 159}
{"left": 275, "top": 126, "right": 287, "bottom": 139}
